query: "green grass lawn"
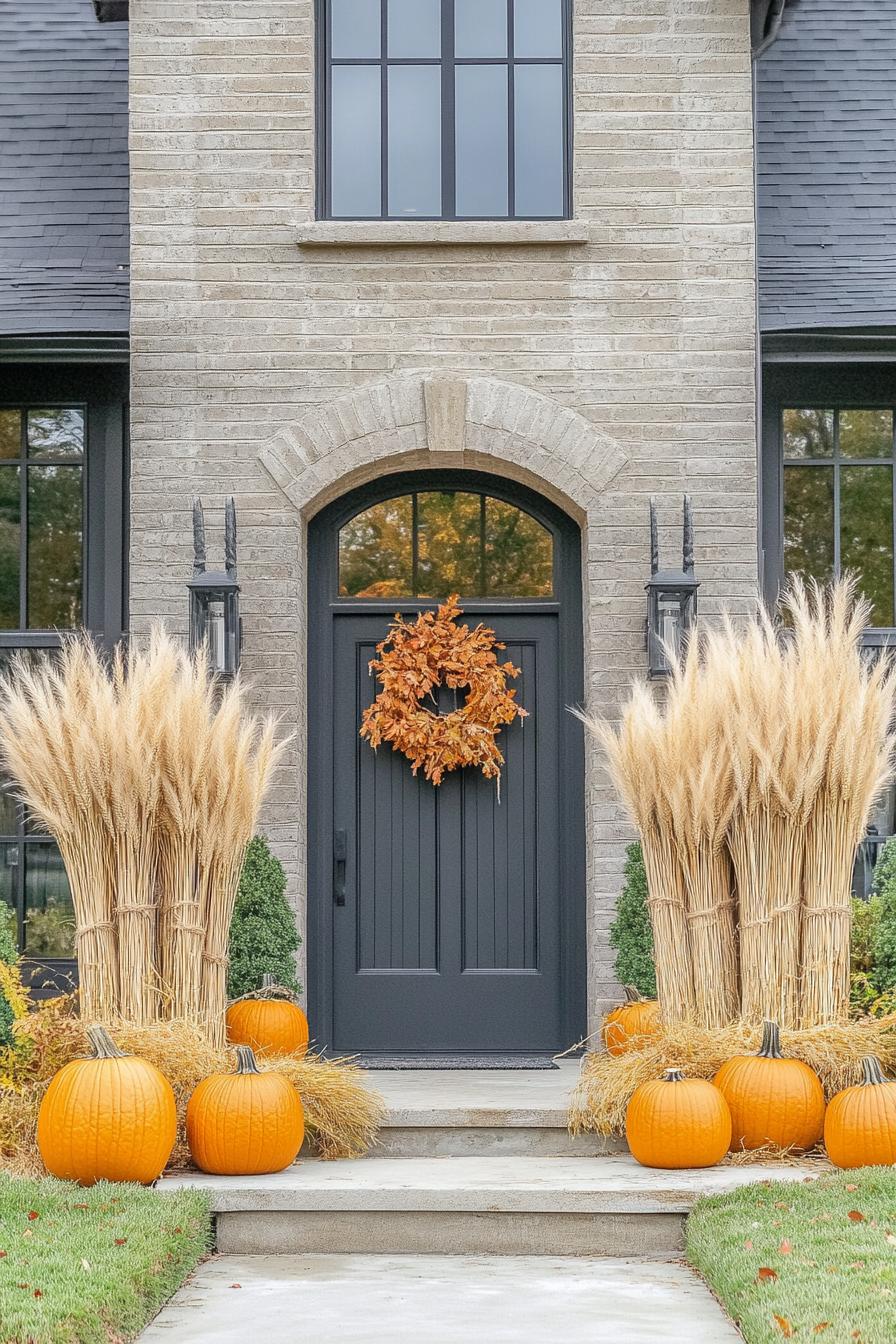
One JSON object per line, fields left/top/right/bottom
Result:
{"left": 688, "top": 1168, "right": 896, "bottom": 1343}
{"left": 0, "top": 1173, "right": 211, "bottom": 1344}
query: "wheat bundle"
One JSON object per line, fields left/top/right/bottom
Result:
{"left": 156, "top": 648, "right": 216, "bottom": 1021}
{"left": 787, "top": 579, "right": 896, "bottom": 1025}
{"left": 569, "top": 1016, "right": 896, "bottom": 1139}
{"left": 661, "top": 639, "right": 739, "bottom": 1026}
{"left": 579, "top": 688, "right": 695, "bottom": 1021}
{"left": 0, "top": 630, "right": 287, "bottom": 1040}
{"left": 0, "top": 642, "right": 120, "bottom": 1020}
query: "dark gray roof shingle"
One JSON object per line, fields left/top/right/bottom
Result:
{"left": 757, "top": 0, "right": 896, "bottom": 333}
{"left": 0, "top": 0, "right": 129, "bottom": 337}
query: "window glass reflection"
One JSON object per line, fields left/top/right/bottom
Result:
{"left": 331, "top": 66, "right": 382, "bottom": 217}
{"left": 455, "top": 0, "right": 506, "bottom": 57}
{"left": 339, "top": 496, "right": 413, "bottom": 597}
{"left": 514, "top": 63, "right": 565, "bottom": 217}
{"left": 455, "top": 66, "right": 508, "bottom": 218}
{"left": 839, "top": 409, "right": 893, "bottom": 459}
{"left": 388, "top": 66, "right": 442, "bottom": 216}
{"left": 331, "top": 0, "right": 381, "bottom": 59}
{"left": 338, "top": 491, "right": 554, "bottom": 598}
{"left": 783, "top": 408, "right": 834, "bottom": 459}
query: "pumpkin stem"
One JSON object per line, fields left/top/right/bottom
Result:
{"left": 86, "top": 1025, "right": 128, "bottom": 1060}
{"left": 663, "top": 1068, "right": 685, "bottom": 1083}
{"left": 623, "top": 985, "right": 642, "bottom": 1003}
{"left": 862, "top": 1055, "right": 888, "bottom": 1086}
{"left": 234, "top": 1045, "right": 262, "bottom": 1075}
{"left": 757, "top": 1020, "right": 784, "bottom": 1060}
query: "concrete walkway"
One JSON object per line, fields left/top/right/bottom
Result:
{"left": 140, "top": 1253, "right": 741, "bottom": 1343}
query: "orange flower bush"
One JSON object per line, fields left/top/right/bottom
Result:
{"left": 359, "top": 595, "right": 527, "bottom": 785}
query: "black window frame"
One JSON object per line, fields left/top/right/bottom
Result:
{"left": 0, "top": 363, "right": 129, "bottom": 987}
{"left": 762, "top": 362, "right": 896, "bottom": 642}
{"left": 315, "top": 0, "right": 574, "bottom": 222}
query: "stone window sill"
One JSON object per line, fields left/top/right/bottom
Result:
{"left": 296, "top": 220, "right": 590, "bottom": 248}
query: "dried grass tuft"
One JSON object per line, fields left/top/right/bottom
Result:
{"left": 569, "top": 1017, "right": 896, "bottom": 1140}
{"left": 0, "top": 1001, "right": 384, "bottom": 1174}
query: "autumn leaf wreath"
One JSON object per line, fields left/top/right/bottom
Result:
{"left": 359, "top": 595, "right": 528, "bottom": 786}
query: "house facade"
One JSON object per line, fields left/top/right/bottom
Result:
{"left": 0, "top": 0, "right": 886, "bottom": 1058}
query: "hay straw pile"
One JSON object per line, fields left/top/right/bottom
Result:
{"left": 580, "top": 577, "right": 896, "bottom": 1029}
{"left": 0, "top": 631, "right": 286, "bottom": 1043}
{"left": 570, "top": 1017, "right": 896, "bottom": 1139}
{"left": 0, "top": 1001, "right": 384, "bottom": 1176}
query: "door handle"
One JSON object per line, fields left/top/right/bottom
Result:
{"left": 333, "top": 828, "right": 347, "bottom": 907}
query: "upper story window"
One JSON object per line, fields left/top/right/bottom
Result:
{"left": 0, "top": 407, "right": 84, "bottom": 631}
{"left": 320, "top": 0, "right": 571, "bottom": 220}
{"left": 338, "top": 489, "right": 554, "bottom": 597}
{"left": 783, "top": 406, "right": 896, "bottom": 626}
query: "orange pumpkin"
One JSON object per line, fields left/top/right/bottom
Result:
{"left": 603, "top": 986, "right": 660, "bottom": 1057}
{"left": 713, "top": 1020, "right": 825, "bottom": 1153}
{"left": 186, "top": 1045, "right": 304, "bottom": 1175}
{"left": 37, "top": 1025, "right": 176, "bottom": 1186}
{"left": 226, "top": 975, "right": 309, "bottom": 1057}
{"left": 824, "top": 1056, "right": 896, "bottom": 1170}
{"left": 626, "top": 1068, "right": 731, "bottom": 1169}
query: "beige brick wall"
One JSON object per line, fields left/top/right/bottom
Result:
{"left": 128, "top": 0, "right": 758, "bottom": 1031}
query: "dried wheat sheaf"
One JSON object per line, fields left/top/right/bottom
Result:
{"left": 579, "top": 576, "right": 896, "bottom": 1028}
{"left": 0, "top": 631, "right": 286, "bottom": 1043}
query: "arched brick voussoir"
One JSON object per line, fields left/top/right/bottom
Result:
{"left": 258, "top": 373, "right": 629, "bottom": 518}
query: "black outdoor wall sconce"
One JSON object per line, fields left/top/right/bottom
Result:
{"left": 645, "top": 495, "right": 699, "bottom": 679}
{"left": 188, "top": 497, "right": 242, "bottom": 678}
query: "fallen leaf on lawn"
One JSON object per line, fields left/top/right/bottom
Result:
{"left": 114, "top": 1238, "right": 127, "bottom": 1246}
{"left": 846, "top": 1184, "right": 858, "bottom": 1192}
{"left": 773, "top": 1315, "right": 795, "bottom": 1337}
{"left": 81, "top": 1259, "right": 91, "bottom": 1272}
{"left": 33, "top": 1289, "right": 42, "bottom": 1299}
{"left": 848, "top": 1210, "right": 866, "bottom": 1222}
{"left": 758, "top": 1267, "right": 779, "bottom": 1283}
{"left": 779, "top": 1239, "right": 793, "bottom": 1255}
{"left": 73, "top": 1203, "right": 88, "bottom": 1210}
{"left": 744, "top": 1239, "right": 754, "bottom": 1250}
{"left": 775, "top": 1202, "right": 791, "bottom": 1210}
{"left": 21, "top": 1229, "right": 32, "bottom": 1239}
{"left": 26, "top": 1212, "right": 38, "bottom": 1221}
{"left": 814, "top": 1325, "right": 832, "bottom": 1335}
{"left": 0, "top": 1250, "right": 6, "bottom": 1258}
{"left": 886, "top": 1233, "right": 896, "bottom": 1246}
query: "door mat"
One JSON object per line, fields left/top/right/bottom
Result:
{"left": 357, "top": 1055, "right": 560, "bottom": 1070}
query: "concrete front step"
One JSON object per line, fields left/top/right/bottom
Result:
{"left": 367, "top": 1061, "right": 622, "bottom": 1157}
{"left": 162, "top": 1154, "right": 822, "bottom": 1258}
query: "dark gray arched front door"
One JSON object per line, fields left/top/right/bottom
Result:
{"left": 307, "top": 470, "right": 585, "bottom": 1059}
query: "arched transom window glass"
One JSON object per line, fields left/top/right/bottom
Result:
{"left": 338, "top": 490, "right": 554, "bottom": 598}
{"left": 321, "top": 0, "right": 571, "bottom": 220}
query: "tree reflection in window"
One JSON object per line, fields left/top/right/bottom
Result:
{"left": 338, "top": 490, "right": 553, "bottom": 598}
{"left": 0, "top": 408, "right": 83, "bottom": 630}
{"left": 783, "top": 407, "right": 896, "bottom": 626}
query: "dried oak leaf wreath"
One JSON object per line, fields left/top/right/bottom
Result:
{"left": 359, "top": 595, "right": 528, "bottom": 786}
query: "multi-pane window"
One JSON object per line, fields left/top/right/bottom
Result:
{"left": 321, "top": 0, "right": 570, "bottom": 220}
{"left": 338, "top": 489, "right": 554, "bottom": 597}
{"left": 0, "top": 407, "right": 84, "bottom": 631}
{"left": 783, "top": 407, "right": 896, "bottom": 626}
{"left": 0, "top": 783, "right": 75, "bottom": 966}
